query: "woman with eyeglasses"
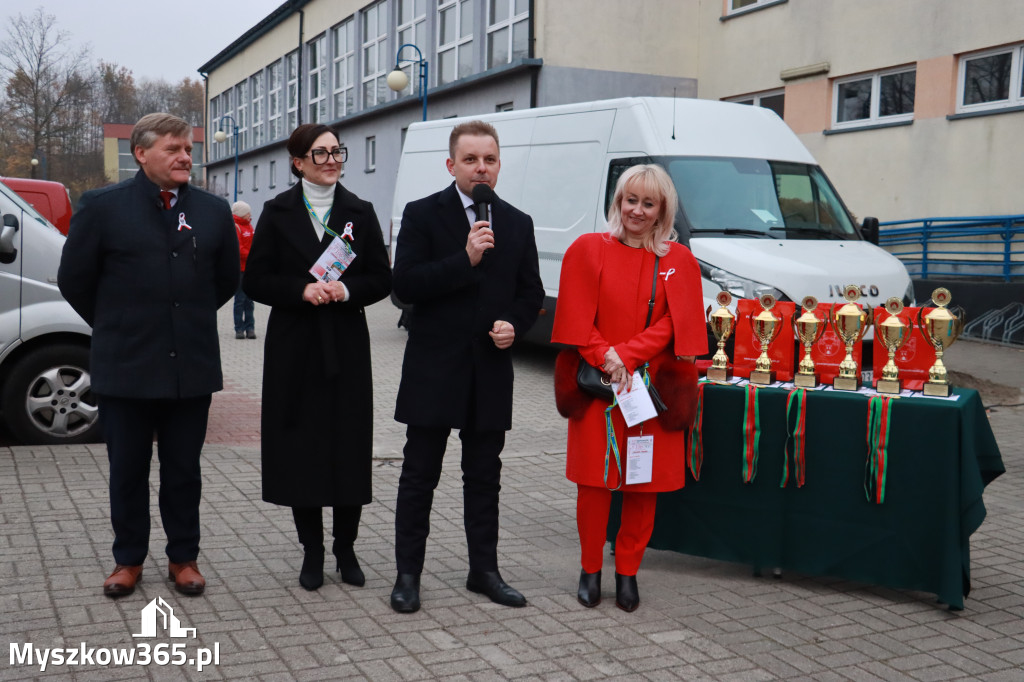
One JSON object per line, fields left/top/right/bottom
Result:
{"left": 243, "top": 123, "right": 392, "bottom": 591}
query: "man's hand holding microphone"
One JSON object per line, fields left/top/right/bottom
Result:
{"left": 465, "top": 184, "right": 496, "bottom": 266}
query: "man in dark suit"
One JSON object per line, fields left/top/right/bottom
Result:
{"left": 58, "top": 113, "right": 239, "bottom": 598}
{"left": 391, "top": 120, "right": 544, "bottom": 613}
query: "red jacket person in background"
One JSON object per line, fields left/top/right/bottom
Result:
{"left": 232, "top": 201, "right": 256, "bottom": 339}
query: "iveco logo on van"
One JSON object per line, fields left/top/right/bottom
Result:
{"left": 829, "top": 284, "right": 881, "bottom": 298}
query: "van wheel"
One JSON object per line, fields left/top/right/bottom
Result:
{"left": 1, "top": 345, "right": 101, "bottom": 445}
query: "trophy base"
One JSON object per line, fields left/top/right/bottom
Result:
{"left": 706, "top": 367, "right": 732, "bottom": 382}
{"left": 749, "top": 369, "right": 776, "bottom": 385}
{"left": 793, "top": 373, "right": 819, "bottom": 389}
{"left": 876, "top": 378, "right": 902, "bottom": 394}
{"left": 923, "top": 381, "right": 951, "bottom": 397}
{"left": 833, "top": 375, "right": 861, "bottom": 391}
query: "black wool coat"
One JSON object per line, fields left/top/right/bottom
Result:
{"left": 58, "top": 170, "right": 239, "bottom": 399}
{"left": 243, "top": 182, "right": 391, "bottom": 507}
{"left": 392, "top": 182, "right": 544, "bottom": 431}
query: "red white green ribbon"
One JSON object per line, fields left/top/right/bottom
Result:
{"left": 742, "top": 384, "right": 761, "bottom": 483}
{"left": 864, "top": 395, "right": 894, "bottom": 504}
{"left": 689, "top": 382, "right": 707, "bottom": 480}
{"left": 781, "top": 388, "right": 807, "bottom": 488}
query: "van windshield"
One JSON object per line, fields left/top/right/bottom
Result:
{"left": 663, "top": 156, "right": 859, "bottom": 240}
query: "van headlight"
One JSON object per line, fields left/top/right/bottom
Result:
{"left": 698, "top": 260, "right": 786, "bottom": 301}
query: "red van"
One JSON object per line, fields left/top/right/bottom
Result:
{"left": 0, "top": 177, "right": 73, "bottom": 235}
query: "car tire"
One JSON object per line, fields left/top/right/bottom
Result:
{"left": 1, "top": 344, "right": 101, "bottom": 445}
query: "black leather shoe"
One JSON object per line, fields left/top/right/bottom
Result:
{"left": 577, "top": 570, "right": 601, "bottom": 607}
{"left": 333, "top": 542, "right": 365, "bottom": 587}
{"left": 466, "top": 570, "right": 527, "bottom": 607}
{"left": 615, "top": 572, "right": 639, "bottom": 612}
{"left": 299, "top": 549, "right": 324, "bottom": 591}
{"left": 391, "top": 573, "right": 421, "bottom": 613}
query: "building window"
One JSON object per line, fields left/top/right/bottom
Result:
{"left": 267, "top": 61, "right": 283, "bottom": 141}
{"left": 250, "top": 71, "right": 265, "bottom": 147}
{"left": 437, "top": 0, "right": 473, "bottom": 85}
{"left": 209, "top": 96, "right": 221, "bottom": 160}
{"left": 269, "top": 160, "right": 276, "bottom": 189}
{"left": 728, "top": 89, "right": 785, "bottom": 119}
{"left": 958, "top": 44, "right": 1024, "bottom": 113}
{"left": 224, "top": 173, "right": 230, "bottom": 197}
{"left": 237, "top": 168, "right": 244, "bottom": 194}
{"left": 307, "top": 34, "right": 328, "bottom": 123}
{"left": 285, "top": 50, "right": 299, "bottom": 132}
{"left": 495, "top": 101, "right": 513, "bottom": 112}
{"left": 332, "top": 19, "right": 356, "bottom": 117}
{"left": 234, "top": 80, "right": 249, "bottom": 150}
{"left": 361, "top": 1, "right": 389, "bottom": 108}
{"left": 833, "top": 67, "right": 915, "bottom": 128}
{"left": 366, "top": 136, "right": 376, "bottom": 171}
{"left": 393, "top": 0, "right": 427, "bottom": 96}
{"left": 288, "top": 168, "right": 296, "bottom": 186}
{"left": 727, "top": 0, "right": 781, "bottom": 14}
{"left": 252, "top": 165, "right": 259, "bottom": 191}
{"left": 486, "top": 0, "right": 528, "bottom": 69}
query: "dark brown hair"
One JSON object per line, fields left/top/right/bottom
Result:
{"left": 448, "top": 120, "right": 499, "bottom": 159}
{"left": 287, "top": 123, "right": 338, "bottom": 179}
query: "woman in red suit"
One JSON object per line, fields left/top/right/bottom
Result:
{"left": 551, "top": 164, "right": 706, "bottom": 612}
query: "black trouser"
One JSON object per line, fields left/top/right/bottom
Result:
{"left": 394, "top": 425, "right": 505, "bottom": 574}
{"left": 97, "top": 394, "right": 211, "bottom": 566}
{"left": 291, "top": 505, "right": 362, "bottom": 551}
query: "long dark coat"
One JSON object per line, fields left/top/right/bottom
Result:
{"left": 392, "top": 182, "right": 544, "bottom": 431}
{"left": 243, "top": 182, "right": 391, "bottom": 507}
{"left": 58, "top": 170, "right": 239, "bottom": 398}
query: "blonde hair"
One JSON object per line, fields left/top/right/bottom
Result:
{"left": 606, "top": 164, "right": 678, "bottom": 257}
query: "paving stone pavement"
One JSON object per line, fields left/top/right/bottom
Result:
{"left": 1, "top": 300, "right": 1022, "bottom": 681}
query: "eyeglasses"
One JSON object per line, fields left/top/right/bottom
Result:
{"left": 307, "top": 147, "right": 348, "bottom": 165}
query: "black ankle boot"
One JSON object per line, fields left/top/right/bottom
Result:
{"left": 577, "top": 570, "right": 601, "bottom": 607}
{"left": 299, "top": 548, "right": 325, "bottom": 591}
{"left": 333, "top": 541, "right": 365, "bottom": 587}
{"left": 615, "top": 572, "right": 639, "bottom": 612}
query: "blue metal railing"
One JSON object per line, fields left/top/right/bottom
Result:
{"left": 878, "top": 215, "right": 1024, "bottom": 282}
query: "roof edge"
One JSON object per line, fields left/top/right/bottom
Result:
{"left": 197, "top": 0, "right": 311, "bottom": 75}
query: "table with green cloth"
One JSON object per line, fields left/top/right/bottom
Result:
{"left": 608, "top": 384, "right": 1004, "bottom": 610}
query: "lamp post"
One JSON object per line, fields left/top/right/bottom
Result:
{"left": 30, "top": 151, "right": 48, "bottom": 180}
{"left": 386, "top": 43, "right": 429, "bottom": 121}
{"left": 213, "top": 114, "right": 240, "bottom": 201}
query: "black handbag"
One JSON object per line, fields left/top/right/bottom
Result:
{"left": 576, "top": 256, "right": 666, "bottom": 413}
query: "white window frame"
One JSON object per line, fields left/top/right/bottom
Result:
{"left": 331, "top": 19, "right": 356, "bottom": 117}
{"left": 495, "top": 101, "right": 513, "bottom": 112}
{"left": 395, "top": 0, "right": 427, "bottom": 96}
{"left": 234, "top": 81, "right": 249, "bottom": 151}
{"left": 366, "top": 136, "right": 376, "bottom": 171}
{"left": 832, "top": 66, "right": 915, "bottom": 129}
{"left": 285, "top": 51, "right": 299, "bottom": 132}
{"left": 269, "top": 160, "right": 277, "bottom": 189}
{"left": 237, "top": 168, "right": 244, "bottom": 194}
{"left": 726, "top": 0, "right": 782, "bottom": 16}
{"left": 209, "top": 97, "right": 221, "bottom": 160}
{"left": 361, "top": 0, "right": 389, "bottom": 109}
{"left": 437, "top": 0, "right": 474, "bottom": 86}
{"left": 957, "top": 44, "right": 1024, "bottom": 114}
{"left": 250, "top": 71, "right": 265, "bottom": 147}
{"left": 726, "top": 88, "right": 784, "bottom": 118}
{"left": 252, "top": 164, "right": 259, "bottom": 192}
{"left": 307, "top": 34, "right": 327, "bottom": 123}
{"left": 268, "top": 60, "right": 282, "bottom": 141}
{"left": 486, "top": 0, "right": 529, "bottom": 69}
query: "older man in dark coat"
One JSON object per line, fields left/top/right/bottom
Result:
{"left": 390, "top": 120, "right": 544, "bottom": 613}
{"left": 58, "top": 113, "right": 239, "bottom": 598}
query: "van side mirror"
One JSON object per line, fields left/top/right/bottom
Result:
{"left": 860, "top": 216, "right": 879, "bottom": 245}
{"left": 1, "top": 214, "right": 19, "bottom": 263}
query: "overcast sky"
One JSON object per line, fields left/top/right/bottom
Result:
{"left": 5, "top": 0, "right": 286, "bottom": 82}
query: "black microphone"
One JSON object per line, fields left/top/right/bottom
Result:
{"left": 472, "top": 184, "right": 494, "bottom": 224}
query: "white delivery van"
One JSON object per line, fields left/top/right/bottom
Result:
{"left": 389, "top": 97, "right": 913, "bottom": 345}
{"left": 0, "top": 179, "right": 99, "bottom": 444}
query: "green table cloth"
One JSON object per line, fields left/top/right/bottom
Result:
{"left": 609, "top": 384, "right": 1004, "bottom": 609}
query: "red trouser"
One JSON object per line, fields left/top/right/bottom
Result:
{"left": 577, "top": 484, "right": 657, "bottom": 576}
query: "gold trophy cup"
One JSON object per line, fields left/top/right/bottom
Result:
{"left": 918, "top": 287, "right": 963, "bottom": 397}
{"left": 874, "top": 297, "right": 911, "bottom": 394}
{"left": 829, "top": 284, "right": 871, "bottom": 391}
{"left": 793, "top": 296, "right": 826, "bottom": 388}
{"left": 706, "top": 290, "right": 735, "bottom": 382}
{"left": 749, "top": 293, "right": 781, "bottom": 385}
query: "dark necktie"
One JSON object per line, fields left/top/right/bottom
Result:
{"left": 160, "top": 191, "right": 174, "bottom": 210}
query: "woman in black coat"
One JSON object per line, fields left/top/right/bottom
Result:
{"left": 243, "top": 124, "right": 391, "bottom": 590}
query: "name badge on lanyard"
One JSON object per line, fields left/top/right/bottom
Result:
{"left": 303, "top": 194, "right": 357, "bottom": 282}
